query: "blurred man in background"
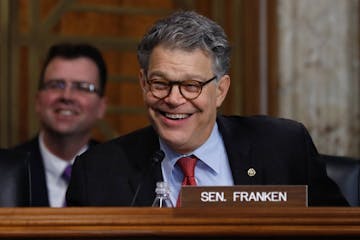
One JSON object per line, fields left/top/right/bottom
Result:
{"left": 15, "top": 43, "right": 107, "bottom": 207}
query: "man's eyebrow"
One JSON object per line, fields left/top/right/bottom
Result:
{"left": 148, "top": 71, "right": 205, "bottom": 81}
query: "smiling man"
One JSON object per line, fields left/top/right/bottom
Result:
{"left": 15, "top": 43, "right": 107, "bottom": 207}
{"left": 140, "top": 46, "right": 229, "bottom": 154}
{"left": 66, "top": 11, "right": 348, "bottom": 207}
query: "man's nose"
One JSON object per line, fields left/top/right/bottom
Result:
{"left": 60, "top": 83, "right": 75, "bottom": 99}
{"left": 163, "top": 85, "right": 187, "bottom": 105}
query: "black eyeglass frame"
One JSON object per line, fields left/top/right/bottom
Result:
{"left": 146, "top": 75, "right": 217, "bottom": 100}
{"left": 39, "top": 79, "right": 101, "bottom": 96}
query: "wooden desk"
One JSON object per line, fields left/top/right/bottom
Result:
{"left": 0, "top": 207, "right": 359, "bottom": 239}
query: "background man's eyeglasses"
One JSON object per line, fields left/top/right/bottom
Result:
{"left": 39, "top": 79, "right": 100, "bottom": 95}
{"left": 146, "top": 76, "right": 217, "bottom": 100}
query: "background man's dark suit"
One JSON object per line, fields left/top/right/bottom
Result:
{"left": 66, "top": 115, "right": 348, "bottom": 207}
{"left": 15, "top": 137, "right": 98, "bottom": 206}
{"left": 0, "top": 149, "right": 31, "bottom": 206}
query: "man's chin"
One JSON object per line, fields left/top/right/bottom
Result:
{"left": 48, "top": 126, "right": 80, "bottom": 136}
{"left": 159, "top": 133, "right": 190, "bottom": 150}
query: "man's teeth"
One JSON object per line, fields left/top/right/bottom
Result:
{"left": 58, "top": 110, "right": 74, "bottom": 116}
{"left": 165, "top": 113, "right": 189, "bottom": 120}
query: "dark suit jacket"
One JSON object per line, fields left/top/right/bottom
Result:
{"left": 66, "top": 115, "right": 348, "bottom": 206}
{"left": 0, "top": 149, "right": 31, "bottom": 206}
{"left": 14, "top": 137, "right": 98, "bottom": 206}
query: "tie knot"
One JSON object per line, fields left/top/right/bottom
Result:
{"left": 62, "top": 164, "right": 72, "bottom": 183}
{"left": 177, "top": 155, "right": 198, "bottom": 178}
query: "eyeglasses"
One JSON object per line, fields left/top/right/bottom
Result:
{"left": 39, "top": 79, "right": 100, "bottom": 95}
{"left": 146, "top": 76, "right": 217, "bottom": 100}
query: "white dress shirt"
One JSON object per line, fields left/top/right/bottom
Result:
{"left": 38, "top": 133, "right": 88, "bottom": 207}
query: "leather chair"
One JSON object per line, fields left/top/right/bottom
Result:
{"left": 0, "top": 149, "right": 31, "bottom": 206}
{"left": 320, "top": 154, "right": 360, "bottom": 206}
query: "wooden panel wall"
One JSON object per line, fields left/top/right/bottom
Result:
{"left": 0, "top": 0, "right": 277, "bottom": 147}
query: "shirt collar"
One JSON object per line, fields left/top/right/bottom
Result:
{"left": 160, "top": 123, "right": 223, "bottom": 174}
{"left": 38, "top": 132, "right": 88, "bottom": 178}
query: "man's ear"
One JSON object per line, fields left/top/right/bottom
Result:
{"left": 96, "top": 96, "right": 107, "bottom": 119}
{"left": 139, "top": 69, "right": 146, "bottom": 92}
{"left": 216, "top": 74, "right": 230, "bottom": 107}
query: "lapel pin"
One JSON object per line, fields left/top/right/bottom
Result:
{"left": 247, "top": 168, "right": 256, "bottom": 177}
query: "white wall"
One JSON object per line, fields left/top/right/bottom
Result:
{"left": 278, "top": 0, "right": 360, "bottom": 157}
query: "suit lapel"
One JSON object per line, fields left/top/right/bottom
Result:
{"left": 217, "top": 116, "right": 261, "bottom": 185}
{"left": 126, "top": 127, "right": 162, "bottom": 206}
{"left": 29, "top": 138, "right": 50, "bottom": 206}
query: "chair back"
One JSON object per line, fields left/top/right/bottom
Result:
{"left": 320, "top": 154, "right": 360, "bottom": 206}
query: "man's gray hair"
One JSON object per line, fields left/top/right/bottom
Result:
{"left": 137, "top": 11, "right": 231, "bottom": 78}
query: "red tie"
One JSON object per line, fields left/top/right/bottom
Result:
{"left": 176, "top": 155, "right": 198, "bottom": 207}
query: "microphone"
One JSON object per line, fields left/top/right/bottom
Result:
{"left": 130, "top": 150, "right": 165, "bottom": 206}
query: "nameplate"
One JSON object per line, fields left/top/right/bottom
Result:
{"left": 179, "top": 185, "right": 308, "bottom": 208}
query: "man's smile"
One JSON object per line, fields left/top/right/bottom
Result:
{"left": 55, "top": 108, "right": 78, "bottom": 116}
{"left": 159, "top": 110, "right": 192, "bottom": 120}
